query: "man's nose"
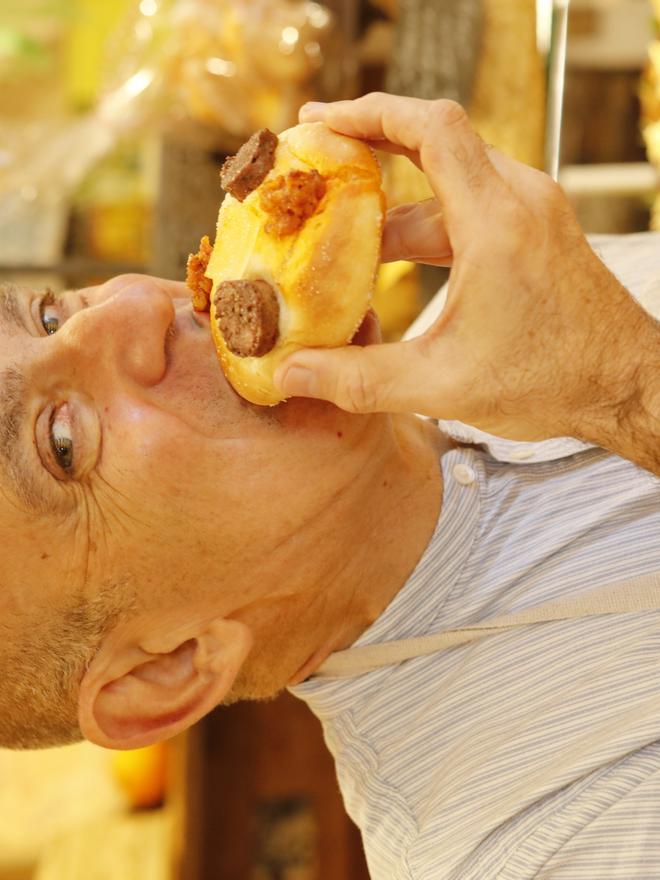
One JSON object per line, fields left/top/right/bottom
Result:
{"left": 57, "top": 281, "right": 175, "bottom": 387}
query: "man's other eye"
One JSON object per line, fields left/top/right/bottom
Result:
{"left": 40, "top": 289, "right": 61, "bottom": 335}
{"left": 49, "top": 404, "right": 74, "bottom": 472}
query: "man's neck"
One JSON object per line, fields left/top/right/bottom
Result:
{"left": 289, "top": 415, "right": 448, "bottom": 683}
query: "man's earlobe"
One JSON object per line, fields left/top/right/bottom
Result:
{"left": 78, "top": 619, "right": 252, "bottom": 750}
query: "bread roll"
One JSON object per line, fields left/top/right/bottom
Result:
{"left": 191, "top": 122, "right": 385, "bottom": 406}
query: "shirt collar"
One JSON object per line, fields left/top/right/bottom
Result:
{"left": 437, "top": 420, "right": 593, "bottom": 464}
{"left": 291, "top": 445, "right": 483, "bottom": 719}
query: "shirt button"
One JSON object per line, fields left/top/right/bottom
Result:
{"left": 510, "top": 447, "right": 535, "bottom": 461}
{"left": 452, "top": 463, "right": 476, "bottom": 485}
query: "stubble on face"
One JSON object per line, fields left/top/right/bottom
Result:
{"left": 222, "top": 645, "right": 288, "bottom": 705}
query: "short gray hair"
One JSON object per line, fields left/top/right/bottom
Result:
{"left": 0, "top": 583, "right": 134, "bottom": 749}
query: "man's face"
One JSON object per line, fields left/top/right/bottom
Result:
{"left": 0, "top": 275, "right": 363, "bottom": 669}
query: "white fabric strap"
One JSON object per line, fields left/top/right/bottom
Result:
{"left": 315, "top": 571, "right": 660, "bottom": 678}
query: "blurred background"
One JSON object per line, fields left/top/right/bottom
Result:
{"left": 0, "top": 1, "right": 658, "bottom": 878}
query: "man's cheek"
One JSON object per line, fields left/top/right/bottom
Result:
{"left": 103, "top": 400, "right": 265, "bottom": 540}
{"left": 103, "top": 403, "right": 192, "bottom": 494}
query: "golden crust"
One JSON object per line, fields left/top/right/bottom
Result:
{"left": 206, "top": 122, "right": 385, "bottom": 406}
{"left": 186, "top": 235, "right": 214, "bottom": 312}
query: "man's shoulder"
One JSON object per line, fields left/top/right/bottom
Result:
{"left": 467, "top": 443, "right": 658, "bottom": 506}
{"left": 458, "top": 445, "right": 659, "bottom": 610}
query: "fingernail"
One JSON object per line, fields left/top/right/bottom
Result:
{"left": 300, "top": 101, "right": 327, "bottom": 118}
{"left": 277, "top": 365, "right": 317, "bottom": 398}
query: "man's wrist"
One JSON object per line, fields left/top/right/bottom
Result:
{"left": 574, "top": 303, "right": 660, "bottom": 475}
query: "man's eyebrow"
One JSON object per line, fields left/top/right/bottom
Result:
{"left": 0, "top": 365, "right": 53, "bottom": 515}
{"left": 0, "top": 284, "right": 26, "bottom": 331}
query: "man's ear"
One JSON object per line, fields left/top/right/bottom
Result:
{"left": 78, "top": 618, "right": 253, "bottom": 750}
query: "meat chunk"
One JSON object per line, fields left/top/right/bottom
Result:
{"left": 259, "top": 169, "right": 327, "bottom": 237}
{"left": 220, "top": 129, "right": 279, "bottom": 202}
{"left": 214, "top": 279, "right": 280, "bottom": 358}
{"left": 186, "top": 235, "right": 214, "bottom": 312}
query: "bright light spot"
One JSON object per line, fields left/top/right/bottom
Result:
{"left": 140, "top": 0, "right": 158, "bottom": 16}
{"left": 205, "top": 57, "right": 237, "bottom": 77}
{"left": 135, "top": 19, "right": 152, "bottom": 41}
{"left": 281, "top": 26, "right": 299, "bottom": 46}
{"left": 306, "top": 2, "right": 330, "bottom": 30}
{"left": 305, "top": 41, "right": 321, "bottom": 59}
{"left": 124, "top": 69, "right": 155, "bottom": 98}
{"left": 536, "top": 0, "right": 553, "bottom": 54}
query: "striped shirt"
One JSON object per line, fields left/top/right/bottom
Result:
{"left": 291, "top": 233, "right": 660, "bottom": 879}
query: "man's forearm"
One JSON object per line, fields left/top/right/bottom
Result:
{"left": 575, "top": 307, "right": 660, "bottom": 476}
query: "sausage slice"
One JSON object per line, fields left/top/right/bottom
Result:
{"left": 220, "top": 129, "right": 279, "bottom": 202}
{"left": 214, "top": 279, "right": 280, "bottom": 358}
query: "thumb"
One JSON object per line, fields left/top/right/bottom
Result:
{"left": 274, "top": 339, "right": 438, "bottom": 414}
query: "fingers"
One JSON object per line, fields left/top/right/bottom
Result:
{"left": 274, "top": 338, "right": 436, "bottom": 414}
{"left": 300, "top": 94, "right": 429, "bottom": 150}
{"left": 92, "top": 275, "right": 189, "bottom": 300}
{"left": 300, "top": 93, "right": 499, "bottom": 226}
{"left": 365, "top": 139, "right": 423, "bottom": 171}
{"left": 382, "top": 200, "right": 452, "bottom": 266}
{"left": 151, "top": 277, "right": 191, "bottom": 300}
{"left": 485, "top": 145, "right": 550, "bottom": 191}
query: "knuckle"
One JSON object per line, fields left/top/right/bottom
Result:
{"left": 527, "top": 174, "right": 576, "bottom": 240}
{"left": 361, "top": 91, "right": 388, "bottom": 106}
{"left": 112, "top": 273, "right": 145, "bottom": 285}
{"left": 353, "top": 91, "right": 388, "bottom": 117}
{"left": 337, "top": 365, "right": 379, "bottom": 413}
{"left": 537, "top": 173, "right": 563, "bottom": 204}
{"left": 428, "top": 99, "right": 468, "bottom": 129}
{"left": 106, "top": 273, "right": 150, "bottom": 294}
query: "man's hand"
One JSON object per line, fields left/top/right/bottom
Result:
{"left": 275, "top": 93, "right": 660, "bottom": 474}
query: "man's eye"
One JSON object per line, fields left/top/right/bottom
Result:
{"left": 49, "top": 405, "right": 74, "bottom": 473}
{"left": 40, "top": 289, "right": 61, "bottom": 335}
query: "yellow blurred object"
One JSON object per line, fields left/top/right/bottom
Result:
{"left": 66, "top": 0, "right": 135, "bottom": 110}
{"left": 641, "top": 7, "right": 660, "bottom": 230}
{"left": 87, "top": 202, "right": 152, "bottom": 263}
{"left": 470, "top": 0, "right": 546, "bottom": 168}
{"left": 372, "top": 261, "right": 421, "bottom": 341}
{"left": 36, "top": 810, "right": 173, "bottom": 880}
{"left": 645, "top": 120, "right": 660, "bottom": 167}
{"left": 374, "top": 156, "right": 429, "bottom": 340}
{"left": 380, "top": 152, "right": 433, "bottom": 208}
{"left": 72, "top": 138, "right": 156, "bottom": 264}
{"left": 0, "top": 742, "right": 125, "bottom": 878}
{"left": 112, "top": 743, "right": 168, "bottom": 810}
